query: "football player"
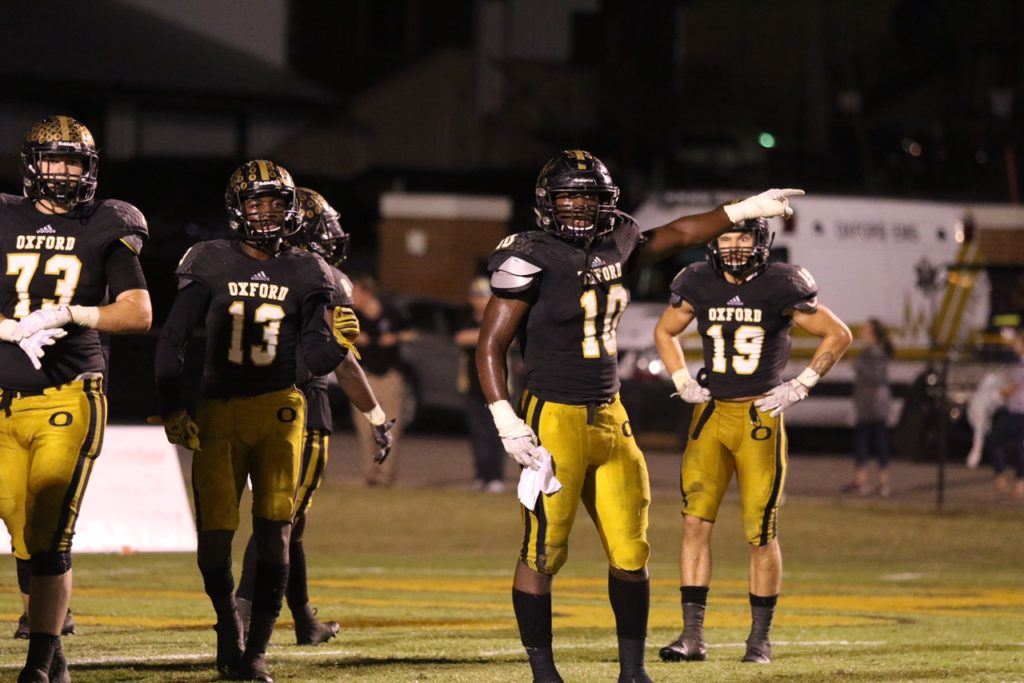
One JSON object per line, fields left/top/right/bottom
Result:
{"left": 476, "top": 149, "right": 801, "bottom": 683}
{"left": 0, "top": 115, "right": 151, "bottom": 682}
{"left": 653, "top": 218, "right": 852, "bottom": 664}
{"left": 154, "top": 162, "right": 358, "bottom": 681}
{"left": 234, "top": 187, "right": 395, "bottom": 645}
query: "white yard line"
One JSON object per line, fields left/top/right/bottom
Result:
{"left": 476, "top": 640, "right": 888, "bottom": 657}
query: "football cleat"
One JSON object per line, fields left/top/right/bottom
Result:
{"left": 48, "top": 647, "right": 70, "bottom": 683}
{"left": 14, "top": 610, "right": 75, "bottom": 640}
{"left": 228, "top": 653, "right": 273, "bottom": 682}
{"left": 741, "top": 637, "right": 772, "bottom": 664}
{"left": 214, "top": 613, "right": 245, "bottom": 676}
{"left": 617, "top": 672, "right": 654, "bottom": 683}
{"left": 293, "top": 605, "right": 339, "bottom": 646}
{"left": 14, "top": 613, "right": 29, "bottom": 639}
{"left": 659, "top": 631, "right": 707, "bottom": 662}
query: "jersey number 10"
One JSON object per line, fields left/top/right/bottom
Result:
{"left": 580, "top": 284, "right": 629, "bottom": 358}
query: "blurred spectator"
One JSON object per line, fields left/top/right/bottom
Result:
{"left": 455, "top": 277, "right": 506, "bottom": 493}
{"left": 989, "top": 329, "right": 1024, "bottom": 497}
{"left": 351, "top": 275, "right": 413, "bottom": 487}
{"left": 844, "top": 319, "right": 894, "bottom": 496}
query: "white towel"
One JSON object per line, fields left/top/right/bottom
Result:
{"left": 517, "top": 446, "right": 561, "bottom": 511}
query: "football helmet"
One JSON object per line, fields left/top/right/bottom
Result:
{"left": 292, "top": 187, "right": 349, "bottom": 266}
{"left": 225, "top": 159, "right": 300, "bottom": 249}
{"left": 534, "top": 150, "right": 620, "bottom": 242}
{"left": 21, "top": 115, "right": 99, "bottom": 208}
{"left": 706, "top": 218, "right": 774, "bottom": 279}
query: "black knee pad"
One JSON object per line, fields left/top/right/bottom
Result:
{"left": 31, "top": 552, "right": 71, "bottom": 577}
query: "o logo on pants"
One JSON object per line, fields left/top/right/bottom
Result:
{"left": 621, "top": 421, "right": 633, "bottom": 438}
{"left": 751, "top": 425, "right": 772, "bottom": 441}
{"left": 48, "top": 412, "right": 73, "bottom": 427}
{"left": 277, "top": 407, "right": 297, "bottom": 423}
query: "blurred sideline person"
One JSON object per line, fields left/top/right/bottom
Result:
{"left": 350, "top": 275, "right": 412, "bottom": 487}
{"left": 654, "top": 217, "right": 851, "bottom": 664}
{"left": 235, "top": 188, "right": 395, "bottom": 645}
{"left": 989, "top": 329, "right": 1024, "bottom": 497}
{"left": 455, "top": 276, "right": 506, "bottom": 492}
{"left": 154, "top": 160, "right": 356, "bottom": 681}
{"left": 843, "top": 319, "right": 894, "bottom": 497}
{"left": 0, "top": 115, "right": 151, "bottom": 682}
{"left": 477, "top": 149, "right": 801, "bottom": 682}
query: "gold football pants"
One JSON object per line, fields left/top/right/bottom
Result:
{"left": 0, "top": 378, "right": 106, "bottom": 560}
{"left": 192, "top": 387, "right": 305, "bottom": 531}
{"left": 292, "top": 428, "right": 329, "bottom": 519}
{"left": 681, "top": 399, "right": 788, "bottom": 546}
{"left": 518, "top": 391, "right": 650, "bottom": 575}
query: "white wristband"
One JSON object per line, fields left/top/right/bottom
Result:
{"left": 0, "top": 319, "right": 18, "bottom": 342}
{"left": 722, "top": 201, "right": 750, "bottom": 224}
{"left": 68, "top": 305, "right": 100, "bottom": 329}
{"left": 795, "top": 367, "right": 821, "bottom": 389}
{"left": 363, "top": 404, "right": 386, "bottom": 426}
{"left": 671, "top": 367, "right": 693, "bottom": 393}
{"left": 488, "top": 399, "right": 522, "bottom": 437}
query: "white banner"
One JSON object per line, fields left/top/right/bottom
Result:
{"left": 0, "top": 426, "right": 196, "bottom": 554}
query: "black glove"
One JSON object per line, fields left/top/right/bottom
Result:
{"left": 372, "top": 419, "right": 396, "bottom": 464}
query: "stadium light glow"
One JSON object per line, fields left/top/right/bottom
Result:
{"left": 758, "top": 131, "right": 776, "bottom": 149}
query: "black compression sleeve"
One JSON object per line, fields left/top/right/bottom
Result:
{"left": 300, "top": 295, "right": 347, "bottom": 376}
{"left": 154, "top": 282, "right": 210, "bottom": 416}
{"left": 104, "top": 243, "right": 148, "bottom": 299}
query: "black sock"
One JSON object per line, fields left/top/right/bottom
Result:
{"left": 199, "top": 559, "right": 236, "bottom": 620}
{"left": 608, "top": 572, "right": 649, "bottom": 675}
{"left": 608, "top": 572, "right": 649, "bottom": 639}
{"left": 286, "top": 540, "right": 309, "bottom": 612}
{"left": 16, "top": 558, "right": 31, "bottom": 597}
{"left": 748, "top": 593, "right": 778, "bottom": 642}
{"left": 681, "top": 585, "right": 709, "bottom": 606}
{"left": 246, "top": 562, "right": 289, "bottom": 656}
{"left": 23, "top": 633, "right": 58, "bottom": 673}
{"left": 236, "top": 535, "right": 258, "bottom": 603}
{"left": 512, "top": 588, "right": 552, "bottom": 647}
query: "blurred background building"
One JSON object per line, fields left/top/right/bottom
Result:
{"left": 1, "top": 0, "right": 1022, "bottom": 447}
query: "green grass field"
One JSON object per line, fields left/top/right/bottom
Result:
{"left": 1, "top": 479, "right": 1023, "bottom": 681}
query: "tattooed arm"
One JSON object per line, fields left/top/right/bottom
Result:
{"left": 791, "top": 304, "right": 852, "bottom": 383}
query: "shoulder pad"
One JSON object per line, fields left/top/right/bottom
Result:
{"left": 668, "top": 263, "right": 707, "bottom": 306}
{"left": 332, "top": 267, "right": 355, "bottom": 306}
{"left": 0, "top": 193, "right": 22, "bottom": 208}
{"left": 491, "top": 256, "right": 542, "bottom": 294}
{"left": 295, "top": 251, "right": 335, "bottom": 298}
{"left": 175, "top": 240, "right": 222, "bottom": 289}
{"left": 775, "top": 263, "right": 818, "bottom": 312}
{"left": 102, "top": 199, "right": 149, "bottom": 236}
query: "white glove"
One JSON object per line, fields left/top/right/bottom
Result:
{"left": 755, "top": 379, "right": 809, "bottom": 418}
{"left": 671, "top": 368, "right": 710, "bottom": 404}
{"left": 488, "top": 400, "right": 543, "bottom": 470}
{"left": 14, "top": 306, "right": 72, "bottom": 338}
{"left": 17, "top": 328, "right": 67, "bottom": 370}
{"left": 0, "top": 319, "right": 23, "bottom": 342}
{"left": 724, "top": 188, "right": 804, "bottom": 223}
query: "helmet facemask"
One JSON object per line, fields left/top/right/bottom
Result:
{"left": 706, "top": 218, "right": 774, "bottom": 279}
{"left": 536, "top": 187, "right": 619, "bottom": 243}
{"left": 22, "top": 148, "right": 98, "bottom": 209}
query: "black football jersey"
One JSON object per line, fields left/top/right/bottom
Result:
{"left": 176, "top": 239, "right": 336, "bottom": 400}
{"left": 298, "top": 265, "right": 354, "bottom": 432}
{"left": 669, "top": 261, "right": 818, "bottom": 399}
{"left": 488, "top": 222, "right": 643, "bottom": 404}
{"left": 0, "top": 194, "right": 148, "bottom": 390}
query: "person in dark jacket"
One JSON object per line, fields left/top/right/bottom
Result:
{"left": 844, "top": 319, "right": 893, "bottom": 496}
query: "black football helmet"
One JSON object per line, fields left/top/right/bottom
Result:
{"left": 224, "top": 159, "right": 300, "bottom": 249}
{"left": 534, "top": 150, "right": 620, "bottom": 242}
{"left": 292, "top": 187, "right": 349, "bottom": 267}
{"left": 706, "top": 218, "right": 774, "bottom": 279}
{"left": 21, "top": 115, "right": 99, "bottom": 209}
